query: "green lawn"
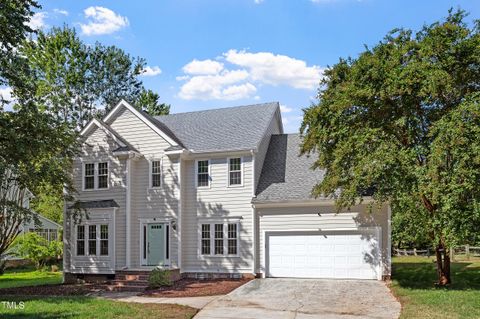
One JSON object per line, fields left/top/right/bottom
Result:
{"left": 0, "top": 296, "right": 197, "bottom": 319}
{"left": 0, "top": 266, "right": 62, "bottom": 289}
{"left": 391, "top": 256, "right": 480, "bottom": 319}
{"left": 0, "top": 267, "right": 197, "bottom": 318}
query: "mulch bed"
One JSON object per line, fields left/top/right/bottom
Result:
{"left": 142, "top": 278, "right": 252, "bottom": 298}
{"left": 0, "top": 283, "right": 106, "bottom": 296}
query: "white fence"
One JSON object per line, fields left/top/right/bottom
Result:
{"left": 394, "top": 245, "right": 480, "bottom": 259}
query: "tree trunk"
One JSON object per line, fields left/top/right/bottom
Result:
{"left": 435, "top": 242, "right": 451, "bottom": 285}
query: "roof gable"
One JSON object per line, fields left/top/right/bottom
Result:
{"left": 103, "top": 100, "right": 180, "bottom": 146}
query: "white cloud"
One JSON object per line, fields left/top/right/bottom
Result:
{"left": 182, "top": 59, "right": 224, "bottom": 75}
{"left": 254, "top": 0, "right": 264, "bottom": 3}
{"left": 224, "top": 50, "right": 323, "bottom": 90}
{"left": 141, "top": 66, "right": 162, "bottom": 77}
{"left": 176, "top": 75, "right": 190, "bottom": 81}
{"left": 53, "top": 8, "right": 69, "bottom": 16}
{"left": 177, "top": 50, "right": 323, "bottom": 101}
{"left": 280, "top": 104, "right": 293, "bottom": 113}
{"left": 0, "top": 87, "right": 12, "bottom": 101}
{"left": 26, "top": 12, "right": 48, "bottom": 30}
{"left": 178, "top": 70, "right": 256, "bottom": 100}
{"left": 80, "top": 6, "right": 129, "bottom": 36}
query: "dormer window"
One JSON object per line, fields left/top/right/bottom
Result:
{"left": 83, "top": 162, "right": 109, "bottom": 190}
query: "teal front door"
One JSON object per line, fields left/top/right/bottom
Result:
{"left": 147, "top": 223, "right": 165, "bottom": 266}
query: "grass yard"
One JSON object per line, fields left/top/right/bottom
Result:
{"left": 0, "top": 266, "right": 62, "bottom": 289}
{"left": 0, "top": 267, "right": 197, "bottom": 318}
{"left": 391, "top": 256, "right": 480, "bottom": 319}
{"left": 0, "top": 296, "right": 197, "bottom": 319}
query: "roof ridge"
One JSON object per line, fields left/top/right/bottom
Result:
{"left": 154, "top": 101, "right": 279, "bottom": 118}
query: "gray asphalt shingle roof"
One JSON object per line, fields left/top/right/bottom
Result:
{"left": 254, "top": 134, "right": 326, "bottom": 202}
{"left": 154, "top": 102, "right": 280, "bottom": 153}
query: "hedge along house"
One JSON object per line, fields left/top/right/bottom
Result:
{"left": 63, "top": 100, "right": 391, "bottom": 287}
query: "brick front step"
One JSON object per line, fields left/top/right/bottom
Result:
{"left": 105, "top": 284, "right": 146, "bottom": 292}
{"left": 115, "top": 274, "right": 150, "bottom": 281}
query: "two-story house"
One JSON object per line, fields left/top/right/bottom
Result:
{"left": 63, "top": 100, "right": 391, "bottom": 284}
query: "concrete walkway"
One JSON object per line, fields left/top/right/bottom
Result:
{"left": 194, "top": 278, "right": 401, "bottom": 319}
{"left": 96, "top": 291, "right": 221, "bottom": 309}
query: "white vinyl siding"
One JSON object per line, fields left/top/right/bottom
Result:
{"left": 109, "top": 107, "right": 179, "bottom": 269}
{"left": 66, "top": 125, "right": 126, "bottom": 273}
{"left": 182, "top": 155, "right": 253, "bottom": 273}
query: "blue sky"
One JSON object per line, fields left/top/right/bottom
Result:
{"left": 4, "top": 0, "right": 480, "bottom": 132}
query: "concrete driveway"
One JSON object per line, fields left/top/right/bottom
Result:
{"left": 195, "top": 278, "right": 401, "bottom": 319}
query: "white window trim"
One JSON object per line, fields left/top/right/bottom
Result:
{"left": 148, "top": 157, "right": 163, "bottom": 189}
{"left": 74, "top": 223, "right": 111, "bottom": 257}
{"left": 195, "top": 159, "right": 211, "bottom": 189}
{"left": 227, "top": 157, "right": 244, "bottom": 187}
{"left": 82, "top": 161, "right": 110, "bottom": 191}
{"left": 198, "top": 221, "right": 240, "bottom": 258}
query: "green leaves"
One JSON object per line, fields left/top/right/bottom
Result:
{"left": 13, "top": 25, "right": 167, "bottom": 128}
{"left": 137, "top": 89, "right": 170, "bottom": 116}
{"left": 301, "top": 9, "right": 480, "bottom": 247}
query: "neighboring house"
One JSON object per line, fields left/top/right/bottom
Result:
{"left": 21, "top": 214, "right": 62, "bottom": 242}
{"left": 63, "top": 100, "right": 391, "bottom": 282}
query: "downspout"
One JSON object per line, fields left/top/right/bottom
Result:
{"left": 251, "top": 150, "right": 256, "bottom": 275}
{"left": 125, "top": 157, "right": 132, "bottom": 269}
{"left": 177, "top": 157, "right": 182, "bottom": 271}
{"left": 387, "top": 204, "right": 392, "bottom": 278}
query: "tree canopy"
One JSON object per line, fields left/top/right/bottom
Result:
{"left": 300, "top": 10, "right": 480, "bottom": 284}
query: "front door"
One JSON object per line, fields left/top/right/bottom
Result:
{"left": 147, "top": 223, "right": 165, "bottom": 266}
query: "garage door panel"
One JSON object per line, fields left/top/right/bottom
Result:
{"left": 267, "top": 230, "right": 380, "bottom": 280}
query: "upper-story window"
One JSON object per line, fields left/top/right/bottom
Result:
{"left": 84, "top": 164, "right": 95, "bottom": 189}
{"left": 83, "top": 162, "right": 108, "bottom": 190}
{"left": 197, "top": 160, "right": 210, "bottom": 187}
{"left": 150, "top": 160, "right": 162, "bottom": 188}
{"left": 228, "top": 158, "right": 242, "bottom": 186}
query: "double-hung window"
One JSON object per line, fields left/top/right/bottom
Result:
{"left": 76, "top": 224, "right": 109, "bottom": 257}
{"left": 88, "top": 225, "right": 97, "bottom": 255}
{"left": 151, "top": 160, "right": 162, "bottom": 188}
{"left": 83, "top": 162, "right": 108, "bottom": 190}
{"left": 228, "top": 158, "right": 242, "bottom": 186}
{"left": 200, "top": 222, "right": 239, "bottom": 256}
{"left": 97, "top": 162, "right": 108, "bottom": 189}
{"left": 100, "top": 225, "right": 109, "bottom": 256}
{"left": 84, "top": 164, "right": 95, "bottom": 190}
{"left": 197, "top": 160, "right": 210, "bottom": 187}
{"left": 76, "top": 225, "right": 85, "bottom": 256}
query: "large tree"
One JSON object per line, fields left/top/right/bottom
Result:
{"left": 16, "top": 26, "right": 147, "bottom": 127}
{"left": 0, "top": 0, "right": 39, "bottom": 101}
{"left": 300, "top": 10, "right": 480, "bottom": 285}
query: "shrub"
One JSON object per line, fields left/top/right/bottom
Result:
{"left": 11, "top": 232, "right": 63, "bottom": 269}
{"left": 148, "top": 268, "right": 173, "bottom": 288}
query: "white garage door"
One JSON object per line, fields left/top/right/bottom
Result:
{"left": 267, "top": 230, "right": 381, "bottom": 280}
